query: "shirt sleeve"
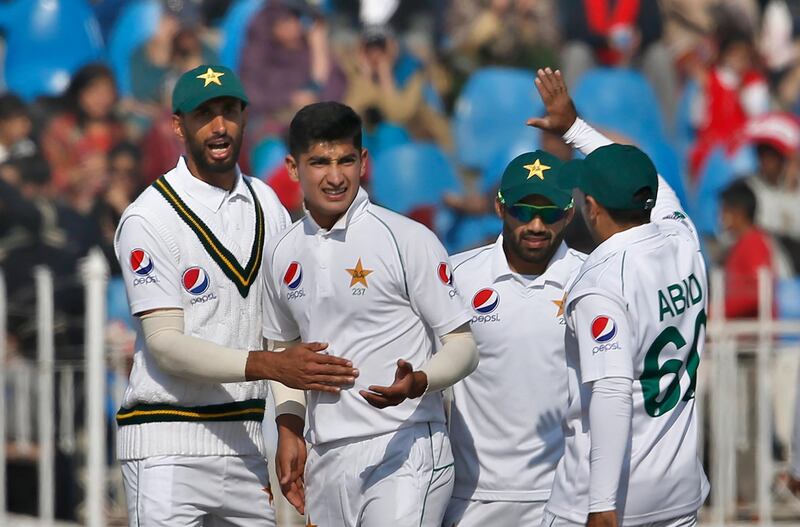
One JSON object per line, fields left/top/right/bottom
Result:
{"left": 115, "top": 214, "right": 182, "bottom": 315}
{"left": 568, "top": 293, "right": 635, "bottom": 383}
{"left": 403, "top": 227, "right": 471, "bottom": 337}
{"left": 261, "top": 251, "right": 301, "bottom": 342}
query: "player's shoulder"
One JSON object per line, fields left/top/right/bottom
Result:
{"left": 118, "top": 182, "right": 171, "bottom": 229}
{"left": 265, "top": 216, "right": 304, "bottom": 261}
{"left": 451, "top": 243, "right": 494, "bottom": 274}
{"left": 364, "top": 203, "right": 441, "bottom": 246}
{"left": 243, "top": 174, "right": 290, "bottom": 230}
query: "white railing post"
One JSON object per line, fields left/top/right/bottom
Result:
{"left": 35, "top": 266, "right": 55, "bottom": 525}
{"left": 0, "top": 270, "right": 7, "bottom": 525}
{"left": 756, "top": 267, "right": 773, "bottom": 525}
{"left": 84, "top": 249, "right": 109, "bottom": 527}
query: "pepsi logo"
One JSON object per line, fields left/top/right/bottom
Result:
{"left": 437, "top": 262, "right": 452, "bottom": 286}
{"left": 591, "top": 316, "right": 617, "bottom": 343}
{"left": 130, "top": 249, "right": 154, "bottom": 276}
{"left": 472, "top": 288, "right": 499, "bottom": 314}
{"left": 182, "top": 267, "right": 210, "bottom": 295}
{"left": 283, "top": 262, "right": 303, "bottom": 290}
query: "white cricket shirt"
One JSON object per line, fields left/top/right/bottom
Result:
{"left": 114, "top": 157, "right": 290, "bottom": 459}
{"left": 449, "top": 237, "right": 586, "bottom": 502}
{"left": 546, "top": 122, "right": 710, "bottom": 525}
{"left": 262, "top": 188, "right": 472, "bottom": 445}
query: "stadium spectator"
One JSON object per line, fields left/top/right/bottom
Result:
{"left": 41, "top": 64, "right": 125, "bottom": 203}
{"left": 557, "top": 0, "right": 678, "bottom": 121}
{"left": 344, "top": 25, "right": 452, "bottom": 148}
{"left": 239, "top": 0, "right": 346, "bottom": 136}
{"left": 719, "top": 180, "right": 789, "bottom": 319}
{"left": 444, "top": 0, "right": 559, "bottom": 76}
{"left": 0, "top": 94, "right": 36, "bottom": 164}
{"left": 688, "top": 27, "right": 769, "bottom": 177}
{"left": 743, "top": 113, "right": 800, "bottom": 272}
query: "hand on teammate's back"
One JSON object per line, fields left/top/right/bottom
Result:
{"left": 359, "top": 359, "right": 428, "bottom": 409}
{"left": 276, "top": 414, "right": 307, "bottom": 514}
{"left": 527, "top": 68, "right": 579, "bottom": 136}
{"left": 245, "top": 342, "right": 359, "bottom": 392}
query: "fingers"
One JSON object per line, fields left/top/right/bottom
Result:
{"left": 538, "top": 67, "right": 559, "bottom": 95}
{"left": 526, "top": 117, "right": 549, "bottom": 129}
{"left": 304, "top": 341, "right": 329, "bottom": 352}
{"left": 359, "top": 389, "right": 392, "bottom": 408}
{"left": 305, "top": 382, "right": 344, "bottom": 393}
{"left": 309, "top": 350, "right": 354, "bottom": 368}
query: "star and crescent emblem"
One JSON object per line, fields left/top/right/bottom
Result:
{"left": 524, "top": 158, "right": 551, "bottom": 180}
{"left": 346, "top": 258, "right": 373, "bottom": 288}
{"left": 196, "top": 67, "right": 225, "bottom": 87}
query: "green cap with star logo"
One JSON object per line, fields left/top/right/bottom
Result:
{"left": 172, "top": 64, "right": 249, "bottom": 114}
{"left": 498, "top": 150, "right": 573, "bottom": 209}
{"left": 559, "top": 143, "right": 658, "bottom": 211}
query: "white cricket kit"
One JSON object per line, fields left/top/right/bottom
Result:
{"left": 546, "top": 126, "right": 710, "bottom": 525}
{"left": 262, "top": 188, "right": 471, "bottom": 525}
{"left": 114, "top": 157, "right": 289, "bottom": 525}
{"left": 445, "top": 238, "right": 585, "bottom": 525}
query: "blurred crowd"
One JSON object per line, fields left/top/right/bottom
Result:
{"left": 3, "top": 0, "right": 800, "bottom": 518}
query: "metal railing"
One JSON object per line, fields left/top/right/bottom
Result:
{"left": 2, "top": 255, "right": 800, "bottom": 525}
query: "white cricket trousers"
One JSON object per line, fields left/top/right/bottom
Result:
{"left": 541, "top": 510, "right": 698, "bottom": 527}
{"left": 121, "top": 454, "right": 276, "bottom": 526}
{"left": 305, "top": 421, "right": 454, "bottom": 527}
{"left": 444, "top": 498, "right": 546, "bottom": 526}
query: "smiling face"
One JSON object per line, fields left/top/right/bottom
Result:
{"left": 173, "top": 96, "right": 245, "bottom": 177}
{"left": 497, "top": 193, "right": 573, "bottom": 273}
{"left": 286, "top": 140, "right": 367, "bottom": 229}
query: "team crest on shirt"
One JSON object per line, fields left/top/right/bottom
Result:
{"left": 552, "top": 293, "right": 567, "bottom": 325}
{"left": 471, "top": 288, "right": 500, "bottom": 323}
{"left": 283, "top": 261, "right": 306, "bottom": 300}
{"left": 130, "top": 249, "right": 159, "bottom": 286}
{"left": 591, "top": 315, "right": 621, "bottom": 354}
{"left": 183, "top": 267, "right": 217, "bottom": 304}
{"left": 346, "top": 258, "right": 373, "bottom": 296}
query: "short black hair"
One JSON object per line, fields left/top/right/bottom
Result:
{"left": 10, "top": 154, "right": 51, "bottom": 187}
{"left": 288, "top": 102, "right": 362, "bottom": 158}
{"left": 605, "top": 186, "right": 654, "bottom": 225}
{"left": 0, "top": 93, "right": 29, "bottom": 121}
{"left": 720, "top": 180, "right": 757, "bottom": 223}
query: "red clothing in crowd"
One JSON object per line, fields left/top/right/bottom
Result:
{"left": 724, "top": 227, "right": 775, "bottom": 318}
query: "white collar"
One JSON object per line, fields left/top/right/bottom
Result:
{"left": 490, "top": 235, "right": 573, "bottom": 288}
{"left": 171, "top": 157, "right": 250, "bottom": 213}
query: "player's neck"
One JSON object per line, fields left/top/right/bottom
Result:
{"left": 185, "top": 156, "right": 237, "bottom": 191}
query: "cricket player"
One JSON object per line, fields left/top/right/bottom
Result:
{"left": 261, "top": 101, "right": 480, "bottom": 526}
{"left": 444, "top": 150, "right": 586, "bottom": 526}
{"left": 530, "top": 68, "right": 710, "bottom": 526}
{"left": 114, "top": 65, "right": 356, "bottom": 526}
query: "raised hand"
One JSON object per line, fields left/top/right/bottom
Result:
{"left": 527, "top": 68, "right": 579, "bottom": 136}
{"left": 246, "top": 342, "right": 358, "bottom": 392}
{"left": 359, "top": 359, "right": 428, "bottom": 409}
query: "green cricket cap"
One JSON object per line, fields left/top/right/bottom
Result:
{"left": 560, "top": 144, "right": 658, "bottom": 211}
{"left": 498, "top": 150, "right": 573, "bottom": 209}
{"left": 172, "top": 65, "right": 249, "bottom": 114}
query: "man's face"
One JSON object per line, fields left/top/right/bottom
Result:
{"left": 287, "top": 140, "right": 367, "bottom": 226}
{"left": 498, "top": 194, "right": 573, "bottom": 266}
{"left": 174, "top": 97, "right": 245, "bottom": 174}
{"left": 756, "top": 143, "right": 786, "bottom": 185}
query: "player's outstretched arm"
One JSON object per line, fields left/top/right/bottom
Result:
{"left": 246, "top": 342, "right": 358, "bottom": 393}
{"left": 360, "top": 324, "right": 478, "bottom": 409}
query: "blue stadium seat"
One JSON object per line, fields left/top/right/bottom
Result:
{"left": 481, "top": 128, "right": 541, "bottom": 193}
{"left": 219, "top": 0, "right": 266, "bottom": 72}
{"left": 689, "top": 146, "right": 749, "bottom": 236}
{"left": 778, "top": 278, "right": 800, "bottom": 320}
{"left": 572, "top": 67, "right": 666, "bottom": 146}
{"left": 107, "top": 0, "right": 162, "bottom": 96}
{"left": 3, "top": 0, "right": 105, "bottom": 100}
{"left": 362, "top": 123, "right": 412, "bottom": 160}
{"left": 107, "top": 277, "right": 133, "bottom": 328}
{"left": 638, "top": 138, "right": 689, "bottom": 208}
{"left": 453, "top": 67, "right": 543, "bottom": 172}
{"left": 371, "top": 143, "right": 462, "bottom": 215}
{"left": 250, "top": 136, "right": 287, "bottom": 180}
{"left": 675, "top": 79, "right": 698, "bottom": 155}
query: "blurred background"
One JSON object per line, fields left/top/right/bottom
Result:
{"left": 2, "top": 0, "right": 800, "bottom": 525}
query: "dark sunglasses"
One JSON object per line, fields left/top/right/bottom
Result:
{"left": 506, "top": 203, "right": 571, "bottom": 224}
